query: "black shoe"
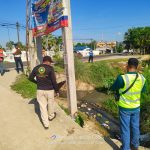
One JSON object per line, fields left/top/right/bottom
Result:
{"left": 44, "top": 126, "right": 49, "bottom": 130}
{"left": 49, "top": 112, "right": 56, "bottom": 121}
{"left": 1, "top": 72, "right": 4, "bottom": 76}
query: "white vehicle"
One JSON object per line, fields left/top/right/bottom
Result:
{"left": 74, "top": 46, "right": 99, "bottom": 57}
{"left": 122, "top": 49, "right": 128, "bottom": 53}
{"left": 129, "top": 49, "right": 134, "bottom": 54}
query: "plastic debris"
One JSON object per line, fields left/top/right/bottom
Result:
{"left": 102, "top": 123, "right": 110, "bottom": 129}
{"left": 105, "top": 121, "right": 109, "bottom": 124}
{"left": 140, "top": 133, "right": 150, "bottom": 142}
{"left": 87, "top": 108, "right": 91, "bottom": 111}
{"left": 85, "top": 112, "right": 89, "bottom": 115}
{"left": 50, "top": 135, "right": 57, "bottom": 140}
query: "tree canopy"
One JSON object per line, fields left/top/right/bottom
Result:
{"left": 6, "top": 41, "right": 15, "bottom": 50}
{"left": 124, "top": 27, "right": 150, "bottom": 54}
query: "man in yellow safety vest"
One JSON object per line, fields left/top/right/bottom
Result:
{"left": 111, "top": 58, "right": 146, "bottom": 150}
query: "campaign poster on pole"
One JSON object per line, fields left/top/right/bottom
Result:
{"left": 32, "top": 0, "right": 68, "bottom": 37}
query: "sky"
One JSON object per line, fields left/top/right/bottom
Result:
{"left": 0, "top": 0, "right": 150, "bottom": 47}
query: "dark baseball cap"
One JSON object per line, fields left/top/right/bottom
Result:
{"left": 43, "top": 56, "right": 53, "bottom": 63}
{"left": 128, "top": 58, "right": 139, "bottom": 68}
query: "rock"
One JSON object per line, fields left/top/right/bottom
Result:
{"left": 81, "top": 104, "right": 86, "bottom": 108}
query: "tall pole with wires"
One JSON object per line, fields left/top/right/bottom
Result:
{"left": 26, "top": 0, "right": 30, "bottom": 71}
{"left": 16, "top": 22, "right": 20, "bottom": 43}
{"left": 62, "top": 0, "right": 77, "bottom": 117}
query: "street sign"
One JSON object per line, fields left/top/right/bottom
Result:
{"left": 32, "top": 0, "right": 68, "bottom": 37}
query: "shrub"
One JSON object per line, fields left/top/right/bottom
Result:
{"left": 74, "top": 58, "right": 122, "bottom": 91}
{"left": 140, "top": 67, "right": 150, "bottom": 133}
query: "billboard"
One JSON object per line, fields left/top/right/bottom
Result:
{"left": 32, "top": 0, "right": 68, "bottom": 37}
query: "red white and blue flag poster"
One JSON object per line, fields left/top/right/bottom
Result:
{"left": 32, "top": 0, "right": 68, "bottom": 37}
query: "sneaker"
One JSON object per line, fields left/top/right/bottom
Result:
{"left": 44, "top": 126, "right": 49, "bottom": 130}
{"left": 49, "top": 112, "right": 56, "bottom": 121}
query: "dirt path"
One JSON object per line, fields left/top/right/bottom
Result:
{"left": 0, "top": 70, "right": 115, "bottom": 150}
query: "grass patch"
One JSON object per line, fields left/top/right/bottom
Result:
{"left": 75, "top": 57, "right": 123, "bottom": 91}
{"left": 53, "top": 65, "right": 64, "bottom": 73}
{"left": 100, "top": 58, "right": 129, "bottom": 63}
{"left": 11, "top": 74, "right": 36, "bottom": 99}
{"left": 140, "top": 67, "right": 150, "bottom": 133}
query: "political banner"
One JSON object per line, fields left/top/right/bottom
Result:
{"left": 32, "top": 0, "right": 68, "bottom": 37}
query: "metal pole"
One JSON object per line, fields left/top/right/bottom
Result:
{"left": 62, "top": 0, "right": 77, "bottom": 117}
{"left": 16, "top": 22, "right": 20, "bottom": 43}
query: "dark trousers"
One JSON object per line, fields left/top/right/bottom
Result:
{"left": 14, "top": 57, "right": 24, "bottom": 73}
{"left": 89, "top": 56, "right": 93, "bottom": 63}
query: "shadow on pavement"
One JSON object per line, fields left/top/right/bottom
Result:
{"left": 104, "top": 137, "right": 120, "bottom": 150}
{"left": 28, "top": 98, "right": 43, "bottom": 126}
{"left": 1, "top": 69, "right": 10, "bottom": 76}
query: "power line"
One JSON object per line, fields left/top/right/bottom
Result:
{"left": 0, "top": 21, "right": 26, "bottom": 30}
{"left": 75, "top": 22, "right": 150, "bottom": 31}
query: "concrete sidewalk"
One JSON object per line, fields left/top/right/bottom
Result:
{"left": 0, "top": 70, "right": 113, "bottom": 150}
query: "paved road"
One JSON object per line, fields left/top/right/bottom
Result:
{"left": 82, "top": 54, "right": 139, "bottom": 62}
{"left": 4, "top": 62, "right": 27, "bottom": 70}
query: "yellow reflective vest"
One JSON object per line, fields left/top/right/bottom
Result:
{"left": 118, "top": 73, "right": 146, "bottom": 109}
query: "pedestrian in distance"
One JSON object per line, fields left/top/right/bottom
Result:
{"left": 12, "top": 43, "right": 24, "bottom": 74}
{"left": 111, "top": 58, "right": 146, "bottom": 150}
{"left": 0, "top": 48, "right": 7, "bottom": 76}
{"left": 29, "top": 56, "right": 59, "bottom": 129}
{"left": 88, "top": 50, "right": 94, "bottom": 63}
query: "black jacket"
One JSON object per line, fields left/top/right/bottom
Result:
{"left": 29, "top": 64, "right": 58, "bottom": 92}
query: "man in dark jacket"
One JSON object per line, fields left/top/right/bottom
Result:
{"left": 29, "top": 56, "right": 59, "bottom": 129}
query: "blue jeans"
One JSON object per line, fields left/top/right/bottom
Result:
{"left": 119, "top": 108, "right": 140, "bottom": 150}
{"left": 14, "top": 57, "right": 24, "bottom": 73}
{"left": 0, "top": 61, "right": 4, "bottom": 74}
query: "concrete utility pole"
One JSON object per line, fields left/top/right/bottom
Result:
{"left": 36, "top": 36, "right": 43, "bottom": 64}
{"left": 16, "top": 22, "right": 20, "bottom": 43}
{"left": 62, "top": 0, "right": 77, "bottom": 117}
{"left": 26, "top": 0, "right": 30, "bottom": 70}
{"left": 29, "top": 30, "right": 37, "bottom": 70}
